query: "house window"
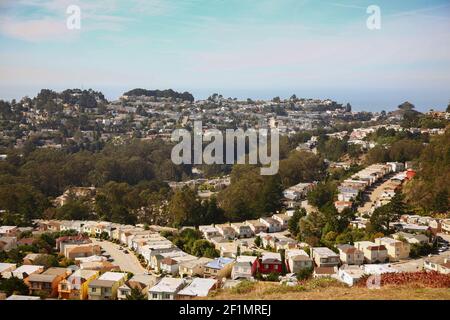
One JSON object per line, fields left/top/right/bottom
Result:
{"left": 274, "top": 265, "right": 279, "bottom": 270}
{"left": 152, "top": 293, "right": 158, "bottom": 299}
{"left": 163, "top": 293, "right": 171, "bottom": 299}
{"left": 264, "top": 264, "right": 268, "bottom": 269}
{"left": 91, "top": 288, "right": 96, "bottom": 293}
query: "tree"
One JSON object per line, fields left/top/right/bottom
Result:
{"left": 169, "top": 186, "right": 203, "bottom": 227}
{"left": 307, "top": 182, "right": 336, "bottom": 210}
{"left": 288, "top": 208, "right": 306, "bottom": 236}
{"left": 254, "top": 236, "right": 262, "bottom": 247}
{"left": 369, "top": 193, "right": 406, "bottom": 234}
{"left": 0, "top": 276, "right": 30, "bottom": 296}
{"left": 446, "top": 102, "right": 450, "bottom": 113}
{"left": 125, "top": 287, "right": 147, "bottom": 300}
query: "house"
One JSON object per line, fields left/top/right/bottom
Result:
{"left": 313, "top": 266, "right": 338, "bottom": 278}
{"left": 23, "top": 253, "right": 47, "bottom": 265}
{"left": 354, "top": 241, "right": 388, "bottom": 263}
{"left": 0, "top": 262, "right": 16, "bottom": 278}
{"left": 230, "top": 222, "right": 254, "bottom": 238}
{"left": 56, "top": 235, "right": 91, "bottom": 253}
{"left": 423, "top": 257, "right": 450, "bottom": 274}
{"left": 441, "top": 219, "right": 450, "bottom": 234}
{"left": 392, "top": 232, "right": 429, "bottom": 245}
{"left": 375, "top": 237, "right": 410, "bottom": 262}
{"left": 338, "top": 265, "right": 365, "bottom": 286}
{"left": 199, "top": 225, "right": 221, "bottom": 240}
{"left": 63, "top": 244, "right": 102, "bottom": 259}
{"left": 204, "top": 257, "right": 235, "bottom": 279}
{"left": 148, "top": 277, "right": 185, "bottom": 300}
{"left": 117, "top": 274, "right": 160, "bottom": 300}
{"left": 177, "top": 278, "right": 218, "bottom": 299}
{"left": 285, "top": 249, "right": 313, "bottom": 273}
{"left": 272, "top": 214, "right": 290, "bottom": 230}
{"left": 311, "top": 247, "right": 340, "bottom": 267}
{"left": 232, "top": 255, "right": 258, "bottom": 280}
{"left": 0, "top": 237, "right": 17, "bottom": 252}
{"left": 219, "top": 242, "right": 239, "bottom": 258}
{"left": 58, "top": 269, "right": 99, "bottom": 300}
{"left": 179, "top": 257, "right": 213, "bottom": 278}
{"left": 259, "top": 217, "right": 282, "bottom": 233}
{"left": 337, "top": 245, "right": 364, "bottom": 265}
{"left": 87, "top": 272, "right": 128, "bottom": 300}
{"left": 160, "top": 258, "right": 180, "bottom": 275}
{"left": 215, "top": 223, "right": 237, "bottom": 240}
{"left": 255, "top": 252, "right": 283, "bottom": 274}
{"left": 0, "top": 226, "right": 18, "bottom": 237}
{"left": 27, "top": 267, "right": 71, "bottom": 298}
{"left": 11, "top": 265, "right": 44, "bottom": 279}
{"left": 245, "top": 220, "right": 268, "bottom": 235}
{"left": 17, "top": 237, "right": 35, "bottom": 246}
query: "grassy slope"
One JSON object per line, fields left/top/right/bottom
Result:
{"left": 204, "top": 279, "right": 450, "bottom": 300}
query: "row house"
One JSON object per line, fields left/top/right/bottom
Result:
{"left": 354, "top": 241, "right": 388, "bottom": 263}
{"left": 285, "top": 249, "right": 313, "bottom": 273}
{"left": 215, "top": 223, "right": 236, "bottom": 240}
{"left": 245, "top": 220, "right": 268, "bottom": 235}
{"left": 311, "top": 247, "right": 340, "bottom": 267}
{"left": 230, "top": 222, "right": 254, "bottom": 238}
{"left": 118, "top": 274, "right": 160, "bottom": 300}
{"left": 179, "top": 257, "right": 213, "bottom": 278}
{"left": 232, "top": 255, "right": 258, "bottom": 280}
{"left": 259, "top": 217, "right": 282, "bottom": 233}
{"left": 58, "top": 269, "right": 99, "bottom": 300}
{"left": 177, "top": 278, "right": 218, "bottom": 300}
{"left": 0, "top": 263, "right": 16, "bottom": 278}
{"left": 63, "top": 244, "right": 102, "bottom": 260}
{"left": 337, "top": 244, "right": 364, "bottom": 265}
{"left": 56, "top": 234, "right": 91, "bottom": 253}
{"left": 199, "top": 225, "right": 221, "bottom": 240}
{"left": 11, "top": 265, "right": 44, "bottom": 279}
{"left": 375, "top": 237, "right": 410, "bottom": 262}
{"left": 148, "top": 277, "right": 185, "bottom": 300}
{"left": 204, "top": 257, "right": 235, "bottom": 279}
{"left": 87, "top": 272, "right": 128, "bottom": 300}
{"left": 272, "top": 214, "right": 290, "bottom": 230}
{"left": 424, "top": 257, "right": 450, "bottom": 274}
{"left": 254, "top": 252, "right": 283, "bottom": 274}
{"left": 28, "top": 267, "right": 71, "bottom": 298}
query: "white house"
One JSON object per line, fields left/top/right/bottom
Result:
{"left": 148, "top": 277, "right": 185, "bottom": 300}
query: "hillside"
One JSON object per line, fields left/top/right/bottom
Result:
{"left": 206, "top": 278, "right": 450, "bottom": 300}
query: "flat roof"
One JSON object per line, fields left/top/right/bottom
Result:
{"left": 98, "top": 271, "right": 128, "bottom": 282}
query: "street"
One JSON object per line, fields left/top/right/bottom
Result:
{"left": 90, "top": 238, "right": 146, "bottom": 274}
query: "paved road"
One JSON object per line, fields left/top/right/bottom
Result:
{"left": 357, "top": 175, "right": 396, "bottom": 215}
{"left": 91, "top": 238, "right": 146, "bottom": 274}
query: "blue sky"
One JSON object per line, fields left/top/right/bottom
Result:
{"left": 0, "top": 0, "right": 449, "bottom": 111}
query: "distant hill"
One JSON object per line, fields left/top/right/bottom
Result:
{"left": 123, "top": 88, "right": 194, "bottom": 102}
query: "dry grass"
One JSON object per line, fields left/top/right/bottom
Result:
{"left": 205, "top": 278, "right": 450, "bottom": 300}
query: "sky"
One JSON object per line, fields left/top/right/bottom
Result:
{"left": 0, "top": 0, "right": 449, "bottom": 111}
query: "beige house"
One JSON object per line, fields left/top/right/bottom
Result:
{"left": 337, "top": 245, "right": 364, "bottom": 265}
{"left": 311, "top": 247, "right": 340, "bottom": 267}
{"left": 354, "top": 241, "right": 388, "bottom": 263}
{"left": 286, "top": 249, "right": 313, "bottom": 273}
{"left": 424, "top": 257, "right": 450, "bottom": 274}
{"left": 178, "top": 257, "right": 213, "bottom": 278}
{"left": 375, "top": 237, "right": 410, "bottom": 262}
{"left": 87, "top": 272, "right": 128, "bottom": 300}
